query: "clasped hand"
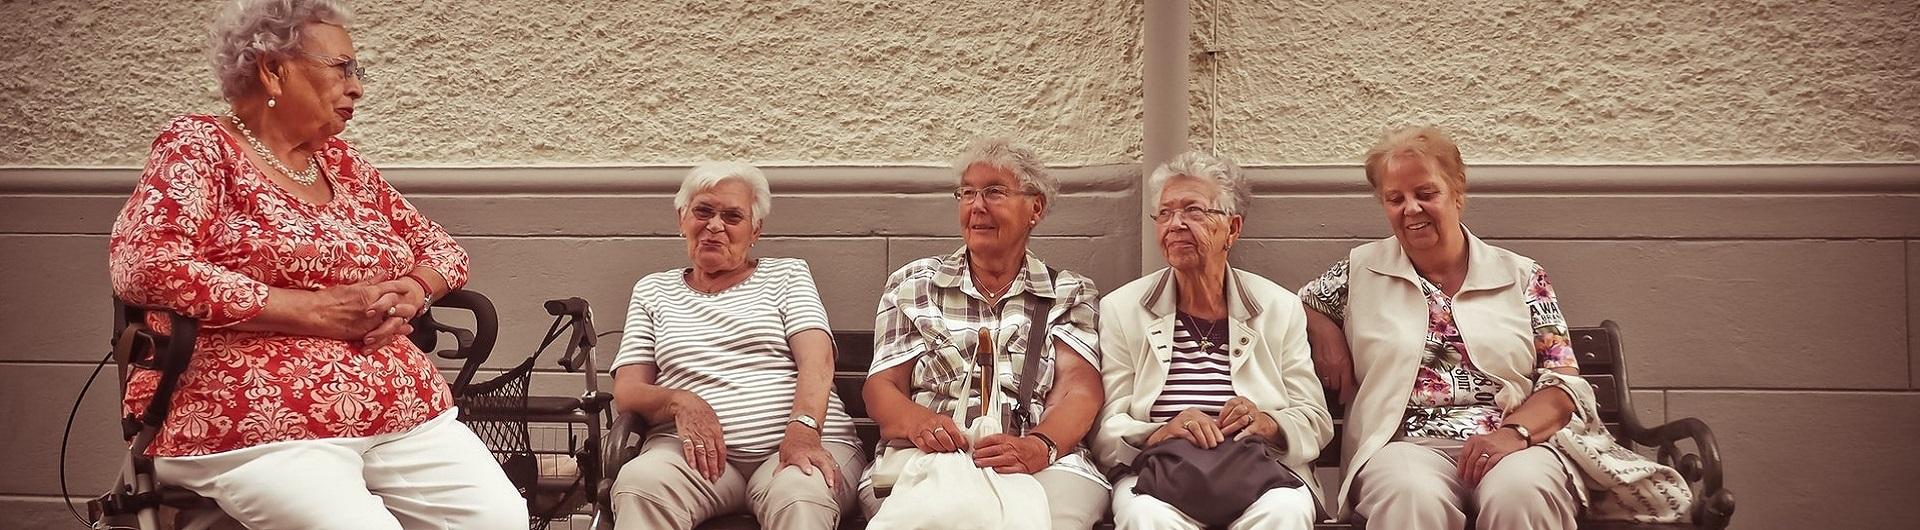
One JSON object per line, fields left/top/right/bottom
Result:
{"left": 307, "top": 278, "right": 427, "bottom": 349}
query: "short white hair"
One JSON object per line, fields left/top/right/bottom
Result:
{"left": 1148, "top": 151, "right": 1251, "bottom": 216}
{"left": 674, "top": 162, "right": 772, "bottom": 227}
{"left": 208, "top": 0, "right": 354, "bottom": 102}
{"left": 953, "top": 137, "right": 1057, "bottom": 214}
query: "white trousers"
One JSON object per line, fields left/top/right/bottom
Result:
{"left": 154, "top": 408, "right": 527, "bottom": 530}
{"left": 1110, "top": 474, "right": 1317, "bottom": 530}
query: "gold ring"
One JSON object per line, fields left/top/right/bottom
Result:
{"left": 1183, "top": 420, "right": 1196, "bottom": 429}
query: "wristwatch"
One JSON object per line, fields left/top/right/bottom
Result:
{"left": 1499, "top": 423, "right": 1533, "bottom": 444}
{"left": 790, "top": 414, "right": 821, "bottom": 432}
{"left": 1030, "top": 432, "right": 1060, "bottom": 465}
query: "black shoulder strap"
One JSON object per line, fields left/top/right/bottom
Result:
{"left": 1012, "top": 266, "right": 1058, "bottom": 433}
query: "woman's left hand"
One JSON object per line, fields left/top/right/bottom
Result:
{"left": 1457, "top": 427, "right": 1530, "bottom": 487}
{"left": 971, "top": 433, "right": 1049, "bottom": 474}
{"left": 777, "top": 424, "right": 839, "bottom": 491}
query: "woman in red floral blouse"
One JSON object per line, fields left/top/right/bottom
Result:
{"left": 107, "top": 1, "right": 523, "bottom": 528}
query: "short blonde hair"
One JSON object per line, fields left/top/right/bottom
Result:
{"left": 1363, "top": 126, "right": 1468, "bottom": 196}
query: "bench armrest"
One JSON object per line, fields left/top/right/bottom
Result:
{"left": 595, "top": 411, "right": 649, "bottom": 529}
{"left": 1627, "top": 417, "right": 1736, "bottom": 530}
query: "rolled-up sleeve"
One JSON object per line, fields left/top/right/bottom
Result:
{"left": 108, "top": 118, "right": 268, "bottom": 328}
{"left": 1049, "top": 272, "right": 1101, "bottom": 366}
{"left": 869, "top": 263, "right": 931, "bottom": 375}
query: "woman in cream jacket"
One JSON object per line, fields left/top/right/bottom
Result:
{"left": 1094, "top": 152, "right": 1332, "bottom": 530}
{"left": 1302, "top": 126, "right": 1585, "bottom": 530}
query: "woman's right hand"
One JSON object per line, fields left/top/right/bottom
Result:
{"left": 669, "top": 391, "right": 728, "bottom": 482}
{"left": 1303, "top": 305, "right": 1359, "bottom": 404}
{"left": 297, "top": 283, "right": 410, "bottom": 341}
{"left": 904, "top": 409, "right": 969, "bottom": 453}
{"left": 1148, "top": 408, "right": 1226, "bottom": 449}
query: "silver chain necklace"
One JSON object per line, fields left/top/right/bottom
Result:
{"left": 229, "top": 114, "right": 319, "bottom": 186}
{"left": 970, "top": 267, "right": 1013, "bottom": 302}
{"left": 1180, "top": 312, "right": 1224, "bottom": 350}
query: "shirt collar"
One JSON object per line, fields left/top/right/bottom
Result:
{"left": 935, "top": 246, "right": 1060, "bottom": 300}
{"left": 1137, "top": 264, "right": 1261, "bottom": 321}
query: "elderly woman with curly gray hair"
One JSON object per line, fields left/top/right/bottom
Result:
{"left": 105, "top": 1, "right": 523, "bottom": 528}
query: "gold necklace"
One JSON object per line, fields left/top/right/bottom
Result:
{"left": 229, "top": 115, "right": 319, "bottom": 186}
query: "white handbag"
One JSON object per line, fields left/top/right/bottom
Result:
{"left": 866, "top": 345, "right": 1050, "bottom": 530}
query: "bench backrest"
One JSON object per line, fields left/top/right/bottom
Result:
{"left": 826, "top": 322, "right": 1631, "bottom": 466}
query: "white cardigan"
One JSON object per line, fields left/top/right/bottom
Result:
{"left": 1333, "top": 231, "right": 1584, "bottom": 518}
{"left": 1093, "top": 266, "right": 1334, "bottom": 506}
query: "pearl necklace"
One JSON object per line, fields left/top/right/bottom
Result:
{"left": 230, "top": 114, "right": 319, "bottom": 186}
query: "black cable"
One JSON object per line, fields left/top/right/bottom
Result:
{"left": 62, "top": 348, "right": 115, "bottom": 528}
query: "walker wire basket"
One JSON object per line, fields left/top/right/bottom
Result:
{"left": 453, "top": 297, "right": 614, "bottom": 530}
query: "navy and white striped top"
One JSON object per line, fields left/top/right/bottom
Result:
{"left": 610, "top": 257, "right": 860, "bottom": 461}
{"left": 1148, "top": 313, "right": 1236, "bottom": 422}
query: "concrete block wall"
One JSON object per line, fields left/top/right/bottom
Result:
{"left": 4, "top": 0, "right": 1919, "bottom": 528}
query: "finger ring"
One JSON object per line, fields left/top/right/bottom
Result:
{"left": 385, "top": 306, "right": 397, "bottom": 316}
{"left": 1183, "top": 420, "right": 1196, "bottom": 429}
{"left": 934, "top": 427, "right": 947, "bottom": 434}
{"left": 1479, "top": 452, "right": 1491, "bottom": 459}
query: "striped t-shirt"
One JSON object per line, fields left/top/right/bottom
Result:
{"left": 610, "top": 257, "right": 860, "bottom": 461}
{"left": 1148, "top": 313, "right": 1236, "bottom": 422}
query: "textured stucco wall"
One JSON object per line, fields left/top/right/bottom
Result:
{"left": 1193, "top": 0, "right": 1920, "bottom": 163}
{"left": 8, "top": 1, "right": 1916, "bottom": 167}
{"left": 0, "top": 0, "right": 1144, "bottom": 166}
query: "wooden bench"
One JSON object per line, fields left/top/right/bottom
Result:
{"left": 601, "top": 320, "right": 1734, "bottom": 530}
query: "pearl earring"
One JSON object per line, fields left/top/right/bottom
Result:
{"left": 267, "top": 98, "right": 276, "bottom": 108}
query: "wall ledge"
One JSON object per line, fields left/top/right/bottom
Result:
{"left": 3, "top": 163, "right": 1916, "bottom": 195}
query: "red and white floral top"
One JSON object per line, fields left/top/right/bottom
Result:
{"left": 108, "top": 115, "right": 469, "bottom": 457}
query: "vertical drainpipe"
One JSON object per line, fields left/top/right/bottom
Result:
{"left": 1141, "top": 0, "right": 1188, "bottom": 274}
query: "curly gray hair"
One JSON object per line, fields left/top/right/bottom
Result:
{"left": 953, "top": 137, "right": 1057, "bottom": 214}
{"left": 1148, "top": 151, "right": 1251, "bottom": 216}
{"left": 208, "top": 0, "right": 353, "bottom": 101}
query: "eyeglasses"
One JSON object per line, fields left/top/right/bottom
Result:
{"left": 304, "top": 53, "right": 368, "bottom": 81}
{"left": 688, "top": 205, "right": 749, "bottom": 226}
{"left": 1150, "top": 205, "right": 1229, "bottom": 224}
{"left": 953, "top": 185, "right": 1037, "bottom": 204}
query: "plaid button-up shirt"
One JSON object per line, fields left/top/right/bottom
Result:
{"left": 867, "top": 247, "right": 1107, "bottom": 486}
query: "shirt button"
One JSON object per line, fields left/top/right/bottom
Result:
{"left": 1232, "top": 349, "right": 1243, "bottom": 357}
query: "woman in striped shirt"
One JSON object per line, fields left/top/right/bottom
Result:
{"left": 1093, "top": 152, "right": 1333, "bottom": 530}
{"left": 607, "top": 163, "right": 863, "bottom": 530}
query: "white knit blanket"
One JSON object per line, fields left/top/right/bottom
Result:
{"left": 1536, "top": 371, "right": 1694, "bottom": 523}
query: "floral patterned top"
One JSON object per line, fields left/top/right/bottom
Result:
{"left": 108, "top": 115, "right": 469, "bottom": 457}
{"left": 1299, "top": 259, "right": 1575, "bottom": 440}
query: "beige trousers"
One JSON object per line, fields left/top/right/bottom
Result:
{"left": 1351, "top": 437, "right": 1579, "bottom": 530}
{"left": 611, "top": 436, "right": 864, "bottom": 530}
{"left": 859, "top": 466, "right": 1111, "bottom": 530}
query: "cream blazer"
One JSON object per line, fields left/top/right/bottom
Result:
{"left": 1333, "top": 231, "right": 1581, "bottom": 518}
{"left": 1093, "top": 266, "right": 1334, "bottom": 506}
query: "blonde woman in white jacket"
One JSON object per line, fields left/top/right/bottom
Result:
{"left": 1302, "top": 126, "right": 1585, "bottom": 530}
{"left": 1093, "top": 152, "right": 1333, "bottom": 530}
